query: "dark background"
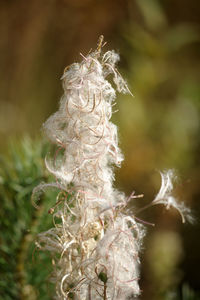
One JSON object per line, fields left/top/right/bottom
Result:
{"left": 0, "top": 1, "right": 200, "bottom": 299}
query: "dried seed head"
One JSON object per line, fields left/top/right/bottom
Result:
{"left": 33, "top": 37, "right": 191, "bottom": 300}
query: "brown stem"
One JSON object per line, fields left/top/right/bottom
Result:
{"left": 103, "top": 282, "right": 107, "bottom": 300}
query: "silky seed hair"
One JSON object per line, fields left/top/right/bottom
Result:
{"left": 32, "top": 36, "right": 191, "bottom": 300}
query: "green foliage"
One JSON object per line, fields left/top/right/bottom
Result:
{"left": 181, "top": 284, "right": 200, "bottom": 300}
{"left": 163, "top": 284, "right": 200, "bottom": 300}
{"left": 0, "top": 138, "right": 55, "bottom": 299}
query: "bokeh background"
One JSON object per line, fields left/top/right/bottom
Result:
{"left": 0, "top": 0, "right": 200, "bottom": 299}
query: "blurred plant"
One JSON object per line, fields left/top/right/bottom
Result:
{"left": 32, "top": 37, "right": 192, "bottom": 300}
{"left": 115, "top": 2, "right": 200, "bottom": 298}
{"left": 181, "top": 284, "right": 200, "bottom": 300}
{"left": 146, "top": 230, "right": 183, "bottom": 299}
{"left": 116, "top": 0, "right": 200, "bottom": 190}
{"left": 0, "top": 138, "right": 56, "bottom": 300}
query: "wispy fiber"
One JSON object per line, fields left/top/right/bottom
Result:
{"left": 33, "top": 36, "right": 191, "bottom": 299}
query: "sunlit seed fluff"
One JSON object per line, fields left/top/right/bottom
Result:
{"left": 33, "top": 42, "right": 143, "bottom": 300}
{"left": 153, "top": 170, "right": 193, "bottom": 223}
{"left": 43, "top": 49, "right": 126, "bottom": 207}
{"left": 33, "top": 38, "right": 191, "bottom": 300}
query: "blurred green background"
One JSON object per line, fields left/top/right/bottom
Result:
{"left": 0, "top": 0, "right": 200, "bottom": 299}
